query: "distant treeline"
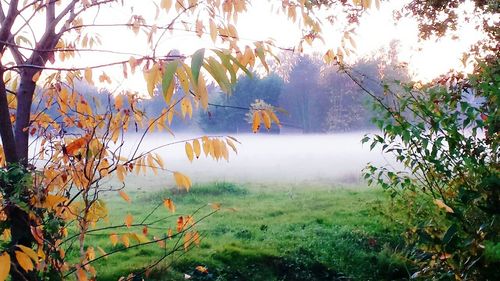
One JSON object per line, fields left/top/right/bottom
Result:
{"left": 41, "top": 54, "right": 408, "bottom": 134}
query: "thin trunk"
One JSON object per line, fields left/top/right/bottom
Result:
{"left": 14, "top": 70, "right": 36, "bottom": 165}
{"left": 0, "top": 69, "right": 17, "bottom": 163}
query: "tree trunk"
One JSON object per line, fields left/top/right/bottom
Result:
{"left": 0, "top": 69, "right": 18, "bottom": 164}
{"left": 14, "top": 70, "right": 37, "bottom": 165}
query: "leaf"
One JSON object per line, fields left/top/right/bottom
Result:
{"left": 191, "top": 48, "right": 205, "bottom": 84}
{"left": 261, "top": 111, "right": 271, "bottom": 130}
{"left": 252, "top": 111, "right": 261, "bottom": 133}
{"left": 121, "top": 234, "right": 130, "bottom": 247}
{"left": 434, "top": 199, "right": 454, "bottom": 213}
{"left": 84, "top": 67, "right": 93, "bottom": 85}
{"left": 65, "top": 135, "right": 88, "bottom": 156}
{"left": 443, "top": 224, "right": 458, "bottom": 245}
{"left": 161, "top": 0, "right": 172, "bottom": 10}
{"left": 16, "top": 245, "right": 37, "bottom": 262}
{"left": 15, "top": 250, "right": 34, "bottom": 272}
{"left": 197, "top": 73, "right": 209, "bottom": 110}
{"left": 76, "top": 268, "right": 88, "bottom": 281}
{"left": 93, "top": 247, "right": 106, "bottom": 260}
{"left": 173, "top": 171, "right": 191, "bottom": 190}
{"left": 176, "top": 216, "right": 184, "bottom": 232}
{"left": 116, "top": 164, "right": 126, "bottom": 183}
{"left": 124, "top": 214, "right": 133, "bottom": 228}
{"left": 0, "top": 252, "right": 10, "bottom": 281}
{"left": 209, "top": 18, "right": 217, "bottom": 42}
{"left": 192, "top": 139, "right": 201, "bottom": 158}
{"left": 32, "top": 71, "right": 41, "bottom": 82}
{"left": 226, "top": 138, "right": 238, "bottom": 154}
{"left": 119, "top": 191, "right": 131, "bottom": 203}
{"left": 162, "top": 60, "right": 179, "bottom": 102}
{"left": 109, "top": 233, "right": 119, "bottom": 246}
{"left": 163, "top": 198, "right": 176, "bottom": 213}
{"left": 185, "top": 142, "right": 194, "bottom": 162}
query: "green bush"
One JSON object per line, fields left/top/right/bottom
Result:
{"left": 363, "top": 59, "right": 499, "bottom": 280}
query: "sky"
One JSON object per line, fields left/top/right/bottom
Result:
{"left": 34, "top": 0, "right": 490, "bottom": 93}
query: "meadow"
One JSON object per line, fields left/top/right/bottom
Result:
{"left": 65, "top": 182, "right": 414, "bottom": 280}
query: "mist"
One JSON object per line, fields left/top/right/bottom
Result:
{"left": 112, "top": 132, "right": 395, "bottom": 188}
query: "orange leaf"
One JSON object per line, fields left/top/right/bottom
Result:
{"left": 124, "top": 214, "right": 133, "bottom": 228}
{"left": 15, "top": 250, "right": 34, "bottom": 272}
{"left": 76, "top": 267, "right": 87, "bottom": 281}
{"left": 176, "top": 216, "right": 184, "bottom": 232}
{"left": 0, "top": 252, "right": 10, "bottom": 281}
{"left": 142, "top": 226, "right": 148, "bottom": 236}
{"left": 163, "top": 198, "right": 176, "bottom": 213}
{"left": 32, "top": 71, "right": 41, "bottom": 82}
{"left": 118, "top": 191, "right": 131, "bottom": 203}
{"left": 121, "top": 234, "right": 130, "bottom": 247}
{"left": 196, "top": 265, "right": 208, "bottom": 273}
{"left": 167, "top": 228, "right": 173, "bottom": 239}
{"left": 65, "top": 136, "right": 89, "bottom": 156}
{"left": 434, "top": 199, "right": 454, "bottom": 213}
{"left": 252, "top": 111, "right": 261, "bottom": 133}
{"left": 16, "top": 245, "right": 37, "bottom": 262}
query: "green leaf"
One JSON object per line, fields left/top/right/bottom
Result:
{"left": 191, "top": 48, "right": 205, "bottom": 84}
{"left": 443, "top": 224, "right": 458, "bottom": 245}
{"left": 213, "top": 50, "right": 237, "bottom": 84}
{"left": 162, "top": 60, "right": 179, "bottom": 97}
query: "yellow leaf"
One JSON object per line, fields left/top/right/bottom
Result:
{"left": 109, "top": 233, "right": 119, "bottom": 246}
{"left": 0, "top": 252, "right": 10, "bottom": 281}
{"left": 15, "top": 250, "right": 34, "bottom": 272}
{"left": 97, "top": 246, "right": 107, "bottom": 258}
{"left": 84, "top": 67, "right": 93, "bottom": 85}
{"left": 185, "top": 142, "right": 194, "bottom": 162}
{"left": 192, "top": 139, "right": 201, "bottom": 158}
{"left": 261, "top": 111, "right": 271, "bottom": 130}
{"left": 434, "top": 199, "right": 454, "bottom": 213}
{"left": 163, "top": 198, "right": 176, "bottom": 213}
{"left": 173, "top": 171, "right": 191, "bottom": 191}
{"left": 184, "top": 231, "right": 192, "bottom": 251}
{"left": 197, "top": 74, "right": 209, "bottom": 110}
{"left": 268, "top": 111, "right": 281, "bottom": 126}
{"left": 16, "top": 245, "right": 37, "bottom": 262}
{"left": 86, "top": 247, "right": 95, "bottom": 260}
{"left": 252, "top": 111, "right": 261, "bottom": 133}
{"left": 160, "top": 0, "right": 172, "bottom": 10}
{"left": 116, "top": 164, "right": 126, "bottom": 183}
{"left": 124, "top": 214, "right": 133, "bottom": 228}
{"left": 209, "top": 18, "right": 217, "bottom": 42}
{"left": 119, "top": 191, "right": 131, "bottom": 203}
{"left": 181, "top": 98, "right": 193, "bottom": 119}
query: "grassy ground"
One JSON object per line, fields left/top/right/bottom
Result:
{"left": 66, "top": 182, "right": 413, "bottom": 280}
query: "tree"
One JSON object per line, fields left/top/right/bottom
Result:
{"left": 199, "top": 73, "right": 283, "bottom": 133}
{"left": 0, "top": 1, "right": 375, "bottom": 280}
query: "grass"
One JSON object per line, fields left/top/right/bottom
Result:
{"left": 65, "top": 182, "right": 413, "bottom": 280}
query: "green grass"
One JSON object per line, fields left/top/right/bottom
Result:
{"left": 65, "top": 182, "right": 413, "bottom": 280}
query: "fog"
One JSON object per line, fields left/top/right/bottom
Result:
{"left": 113, "top": 132, "right": 396, "bottom": 187}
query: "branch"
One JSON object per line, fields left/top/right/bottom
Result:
{"left": 0, "top": 0, "right": 19, "bottom": 51}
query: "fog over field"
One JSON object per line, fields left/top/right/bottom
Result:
{"left": 109, "top": 132, "right": 396, "bottom": 188}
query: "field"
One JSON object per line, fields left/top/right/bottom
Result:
{"left": 65, "top": 182, "right": 413, "bottom": 280}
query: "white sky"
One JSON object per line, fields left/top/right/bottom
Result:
{"left": 34, "top": 0, "right": 490, "bottom": 93}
